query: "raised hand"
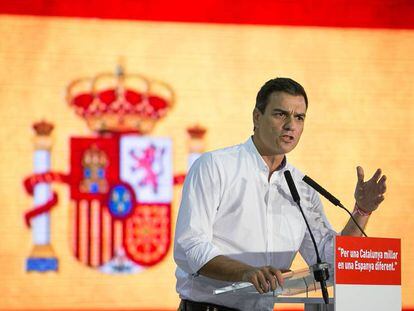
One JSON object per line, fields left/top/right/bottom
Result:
{"left": 354, "top": 166, "right": 387, "bottom": 213}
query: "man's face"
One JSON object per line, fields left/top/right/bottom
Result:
{"left": 253, "top": 92, "right": 307, "bottom": 156}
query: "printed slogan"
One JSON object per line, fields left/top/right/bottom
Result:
{"left": 335, "top": 236, "right": 401, "bottom": 285}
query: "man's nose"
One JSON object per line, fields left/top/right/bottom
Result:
{"left": 283, "top": 115, "right": 296, "bottom": 130}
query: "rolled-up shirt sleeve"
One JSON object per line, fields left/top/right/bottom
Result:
{"left": 174, "top": 153, "right": 223, "bottom": 274}
{"left": 299, "top": 187, "right": 337, "bottom": 267}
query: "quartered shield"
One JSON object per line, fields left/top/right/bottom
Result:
{"left": 69, "top": 134, "right": 172, "bottom": 273}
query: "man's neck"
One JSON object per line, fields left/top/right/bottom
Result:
{"left": 262, "top": 154, "right": 285, "bottom": 171}
{"left": 251, "top": 136, "right": 285, "bottom": 173}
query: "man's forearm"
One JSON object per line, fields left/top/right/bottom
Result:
{"left": 198, "top": 255, "right": 252, "bottom": 282}
{"left": 198, "top": 255, "right": 285, "bottom": 294}
{"left": 341, "top": 208, "right": 370, "bottom": 236}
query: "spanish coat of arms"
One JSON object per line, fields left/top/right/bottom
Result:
{"left": 23, "top": 65, "right": 206, "bottom": 274}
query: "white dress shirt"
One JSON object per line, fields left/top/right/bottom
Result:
{"left": 174, "top": 137, "right": 336, "bottom": 311}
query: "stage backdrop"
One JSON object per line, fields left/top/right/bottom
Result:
{"left": 1, "top": 1, "right": 414, "bottom": 310}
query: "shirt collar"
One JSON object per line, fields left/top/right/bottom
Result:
{"left": 244, "top": 136, "right": 287, "bottom": 172}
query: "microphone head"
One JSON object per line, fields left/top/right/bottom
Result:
{"left": 302, "top": 175, "right": 341, "bottom": 206}
{"left": 284, "top": 170, "right": 301, "bottom": 203}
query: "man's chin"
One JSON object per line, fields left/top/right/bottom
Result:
{"left": 280, "top": 143, "right": 297, "bottom": 154}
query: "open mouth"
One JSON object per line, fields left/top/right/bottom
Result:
{"left": 280, "top": 135, "right": 294, "bottom": 143}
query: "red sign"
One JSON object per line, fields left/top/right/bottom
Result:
{"left": 335, "top": 236, "right": 401, "bottom": 285}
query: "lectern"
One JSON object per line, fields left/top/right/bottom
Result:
{"left": 214, "top": 236, "right": 401, "bottom": 310}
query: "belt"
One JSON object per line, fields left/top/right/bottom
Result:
{"left": 179, "top": 299, "right": 240, "bottom": 311}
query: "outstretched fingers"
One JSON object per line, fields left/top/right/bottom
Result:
{"left": 368, "top": 168, "right": 382, "bottom": 183}
{"left": 356, "top": 166, "right": 365, "bottom": 184}
{"left": 378, "top": 175, "right": 387, "bottom": 193}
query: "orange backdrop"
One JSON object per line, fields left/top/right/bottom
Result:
{"left": 0, "top": 3, "right": 414, "bottom": 309}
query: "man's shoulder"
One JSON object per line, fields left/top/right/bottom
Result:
{"left": 187, "top": 142, "right": 246, "bottom": 179}
{"left": 200, "top": 141, "right": 246, "bottom": 163}
{"left": 210, "top": 142, "right": 245, "bottom": 157}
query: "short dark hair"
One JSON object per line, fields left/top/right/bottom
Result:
{"left": 255, "top": 78, "right": 308, "bottom": 113}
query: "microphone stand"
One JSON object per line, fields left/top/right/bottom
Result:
{"left": 284, "top": 171, "right": 330, "bottom": 305}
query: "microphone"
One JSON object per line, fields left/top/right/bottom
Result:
{"left": 284, "top": 170, "right": 330, "bottom": 305}
{"left": 303, "top": 175, "right": 340, "bottom": 206}
{"left": 285, "top": 171, "right": 301, "bottom": 204}
{"left": 302, "top": 175, "right": 368, "bottom": 237}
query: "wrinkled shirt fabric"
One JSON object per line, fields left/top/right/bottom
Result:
{"left": 174, "top": 137, "right": 336, "bottom": 311}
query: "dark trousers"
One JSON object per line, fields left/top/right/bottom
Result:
{"left": 178, "top": 299, "right": 240, "bottom": 311}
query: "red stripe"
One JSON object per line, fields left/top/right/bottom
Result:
{"left": 110, "top": 216, "right": 115, "bottom": 259}
{"left": 75, "top": 201, "right": 80, "bottom": 259}
{"left": 1, "top": 0, "right": 414, "bottom": 29}
{"left": 87, "top": 202, "right": 92, "bottom": 266}
{"left": 12, "top": 309, "right": 413, "bottom": 311}
{"left": 99, "top": 205, "right": 103, "bottom": 266}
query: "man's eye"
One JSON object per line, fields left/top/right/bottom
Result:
{"left": 274, "top": 112, "right": 285, "bottom": 118}
{"left": 296, "top": 116, "right": 304, "bottom": 121}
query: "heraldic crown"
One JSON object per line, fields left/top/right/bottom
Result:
{"left": 66, "top": 64, "right": 174, "bottom": 134}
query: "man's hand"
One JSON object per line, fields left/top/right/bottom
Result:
{"left": 198, "top": 256, "right": 286, "bottom": 294}
{"left": 354, "top": 166, "right": 387, "bottom": 213}
{"left": 241, "top": 266, "right": 284, "bottom": 294}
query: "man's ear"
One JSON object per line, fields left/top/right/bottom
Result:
{"left": 253, "top": 108, "right": 262, "bottom": 129}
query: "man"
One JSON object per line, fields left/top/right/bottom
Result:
{"left": 174, "top": 78, "right": 386, "bottom": 311}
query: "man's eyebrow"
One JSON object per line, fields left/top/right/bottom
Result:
{"left": 272, "top": 108, "right": 306, "bottom": 117}
{"left": 295, "top": 112, "right": 306, "bottom": 117}
{"left": 271, "top": 108, "right": 289, "bottom": 113}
